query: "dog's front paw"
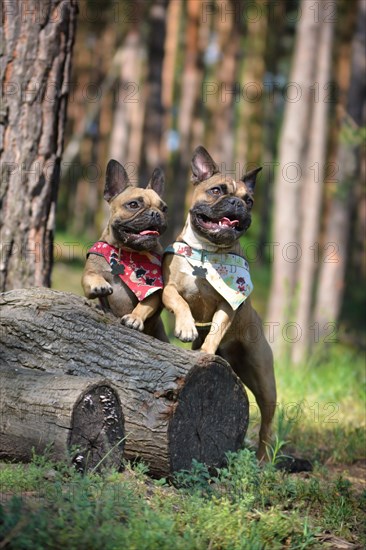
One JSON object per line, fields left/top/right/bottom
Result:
{"left": 174, "top": 317, "right": 198, "bottom": 342}
{"left": 88, "top": 283, "right": 113, "bottom": 298}
{"left": 121, "top": 314, "right": 144, "bottom": 332}
{"left": 200, "top": 342, "right": 217, "bottom": 355}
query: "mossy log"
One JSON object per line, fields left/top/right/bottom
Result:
{"left": 0, "top": 288, "right": 249, "bottom": 476}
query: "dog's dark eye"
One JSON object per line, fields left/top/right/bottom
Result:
{"left": 127, "top": 201, "right": 139, "bottom": 209}
{"left": 209, "top": 187, "right": 222, "bottom": 196}
{"left": 244, "top": 195, "right": 254, "bottom": 207}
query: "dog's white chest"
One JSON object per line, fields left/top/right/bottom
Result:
{"left": 178, "top": 259, "right": 222, "bottom": 321}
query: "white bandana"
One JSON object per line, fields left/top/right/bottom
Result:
{"left": 164, "top": 242, "right": 253, "bottom": 311}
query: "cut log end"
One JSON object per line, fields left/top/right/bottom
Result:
{"left": 168, "top": 359, "right": 249, "bottom": 473}
{"left": 70, "top": 385, "right": 125, "bottom": 472}
{"left": 0, "top": 367, "right": 125, "bottom": 473}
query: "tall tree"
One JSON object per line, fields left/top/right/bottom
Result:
{"left": 160, "top": 0, "right": 182, "bottom": 165}
{"left": 168, "top": 0, "right": 203, "bottom": 243}
{"left": 109, "top": 0, "right": 145, "bottom": 171}
{"left": 208, "top": 0, "right": 242, "bottom": 168}
{"left": 139, "top": 0, "right": 169, "bottom": 182}
{"left": 292, "top": 4, "right": 335, "bottom": 363}
{"left": 266, "top": 0, "right": 323, "bottom": 352}
{"left": 0, "top": 0, "right": 78, "bottom": 290}
{"left": 236, "top": 0, "right": 267, "bottom": 171}
{"left": 314, "top": 0, "right": 365, "bottom": 337}
{"left": 257, "top": 0, "right": 285, "bottom": 260}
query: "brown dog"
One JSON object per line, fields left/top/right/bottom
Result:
{"left": 82, "top": 159, "right": 168, "bottom": 341}
{"left": 163, "top": 146, "right": 276, "bottom": 459}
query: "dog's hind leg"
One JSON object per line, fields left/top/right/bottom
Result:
{"left": 219, "top": 339, "right": 276, "bottom": 461}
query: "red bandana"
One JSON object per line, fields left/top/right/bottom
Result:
{"left": 88, "top": 242, "right": 163, "bottom": 301}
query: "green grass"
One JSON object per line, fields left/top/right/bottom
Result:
{"left": 243, "top": 345, "right": 365, "bottom": 465}
{"left": 52, "top": 231, "right": 93, "bottom": 296}
{"left": 0, "top": 347, "right": 364, "bottom": 548}
{"left": 0, "top": 449, "right": 365, "bottom": 549}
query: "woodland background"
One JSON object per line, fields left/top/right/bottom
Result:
{"left": 1, "top": 0, "right": 365, "bottom": 365}
{"left": 57, "top": 0, "right": 365, "bottom": 364}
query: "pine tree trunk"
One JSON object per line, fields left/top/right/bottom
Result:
{"left": 266, "top": 0, "right": 322, "bottom": 351}
{"left": 0, "top": 0, "right": 78, "bottom": 290}
{"left": 0, "top": 288, "right": 249, "bottom": 476}
{"left": 292, "top": 6, "right": 334, "bottom": 363}
{"left": 167, "top": 0, "right": 203, "bottom": 244}
{"left": 314, "top": 0, "right": 366, "bottom": 335}
{"left": 0, "top": 366, "right": 125, "bottom": 472}
{"left": 207, "top": 1, "right": 240, "bottom": 166}
{"left": 108, "top": 33, "right": 145, "bottom": 173}
{"left": 109, "top": 1, "right": 145, "bottom": 170}
{"left": 160, "top": 0, "right": 182, "bottom": 164}
{"left": 257, "top": 1, "right": 284, "bottom": 260}
{"left": 236, "top": 0, "right": 267, "bottom": 170}
{"left": 139, "top": 0, "right": 169, "bottom": 182}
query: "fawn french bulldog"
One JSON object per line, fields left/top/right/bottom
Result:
{"left": 82, "top": 159, "right": 168, "bottom": 341}
{"left": 163, "top": 146, "right": 276, "bottom": 459}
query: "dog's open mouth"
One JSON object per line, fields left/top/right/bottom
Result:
{"left": 138, "top": 229, "right": 160, "bottom": 236}
{"left": 111, "top": 215, "right": 167, "bottom": 250}
{"left": 111, "top": 222, "right": 162, "bottom": 248}
{"left": 118, "top": 226, "right": 161, "bottom": 238}
{"left": 196, "top": 214, "right": 241, "bottom": 231}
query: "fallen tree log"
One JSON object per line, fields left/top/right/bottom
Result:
{"left": 0, "top": 288, "right": 249, "bottom": 476}
{"left": 0, "top": 366, "right": 125, "bottom": 471}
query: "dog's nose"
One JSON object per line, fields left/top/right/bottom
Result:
{"left": 150, "top": 210, "right": 160, "bottom": 223}
{"left": 228, "top": 197, "right": 242, "bottom": 209}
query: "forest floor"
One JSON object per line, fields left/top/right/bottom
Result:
{"left": 1, "top": 401, "right": 365, "bottom": 549}
{"left": 0, "top": 236, "right": 364, "bottom": 549}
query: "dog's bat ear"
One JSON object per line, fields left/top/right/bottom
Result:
{"left": 146, "top": 167, "right": 165, "bottom": 197}
{"left": 104, "top": 159, "right": 131, "bottom": 202}
{"left": 241, "top": 167, "right": 262, "bottom": 192}
{"left": 191, "top": 146, "right": 219, "bottom": 184}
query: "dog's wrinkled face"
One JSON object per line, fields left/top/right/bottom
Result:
{"left": 190, "top": 175, "right": 253, "bottom": 245}
{"left": 189, "top": 146, "right": 261, "bottom": 246}
{"left": 105, "top": 160, "right": 167, "bottom": 251}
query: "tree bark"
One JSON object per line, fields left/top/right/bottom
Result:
{"left": 166, "top": 0, "right": 204, "bottom": 245}
{"left": 139, "top": 0, "right": 169, "bottom": 182}
{"left": 292, "top": 6, "right": 335, "bottom": 363}
{"left": 314, "top": 0, "right": 366, "bottom": 334}
{"left": 208, "top": 0, "right": 242, "bottom": 169}
{"left": 236, "top": 0, "right": 267, "bottom": 170}
{"left": 109, "top": 0, "right": 145, "bottom": 171}
{"left": 160, "top": 0, "right": 182, "bottom": 165}
{"left": 266, "top": 0, "right": 322, "bottom": 351}
{"left": 0, "top": 288, "right": 249, "bottom": 476}
{"left": 257, "top": 0, "right": 284, "bottom": 261}
{"left": 0, "top": 366, "right": 125, "bottom": 472}
{"left": 0, "top": 0, "right": 78, "bottom": 290}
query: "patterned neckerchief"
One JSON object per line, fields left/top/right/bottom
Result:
{"left": 88, "top": 241, "right": 163, "bottom": 301}
{"left": 164, "top": 241, "right": 253, "bottom": 311}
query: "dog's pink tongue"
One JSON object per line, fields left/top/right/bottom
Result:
{"left": 140, "top": 229, "right": 160, "bottom": 236}
{"left": 219, "top": 217, "right": 239, "bottom": 227}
